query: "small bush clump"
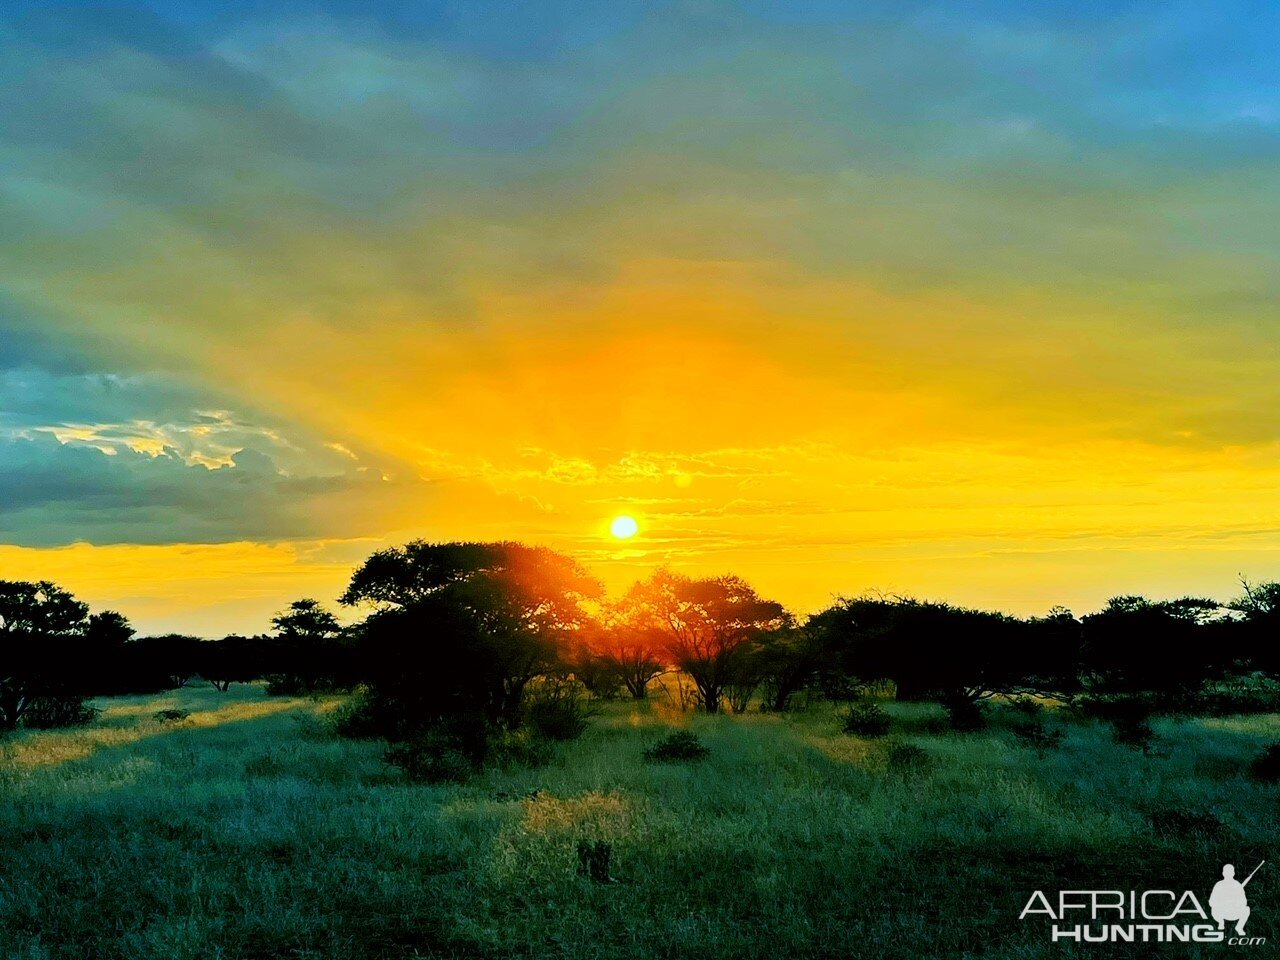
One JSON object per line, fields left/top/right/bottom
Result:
{"left": 385, "top": 733, "right": 475, "bottom": 785}
{"left": 526, "top": 696, "right": 589, "bottom": 742}
{"left": 1250, "top": 743, "right": 1280, "bottom": 783}
{"left": 329, "top": 690, "right": 394, "bottom": 739}
{"left": 487, "top": 729, "right": 555, "bottom": 769}
{"left": 1193, "top": 676, "right": 1280, "bottom": 716}
{"left": 1112, "top": 717, "right": 1156, "bottom": 752}
{"left": 153, "top": 708, "right": 191, "bottom": 723}
{"left": 21, "top": 697, "right": 99, "bottom": 730}
{"left": 1079, "top": 696, "right": 1158, "bottom": 752}
{"left": 263, "top": 674, "right": 307, "bottom": 697}
{"left": 943, "top": 697, "right": 987, "bottom": 732}
{"left": 840, "top": 701, "right": 891, "bottom": 737}
{"left": 1009, "top": 697, "right": 1045, "bottom": 719}
{"left": 643, "top": 730, "right": 709, "bottom": 763}
{"left": 885, "top": 740, "right": 930, "bottom": 773}
{"left": 1075, "top": 701, "right": 1167, "bottom": 752}
{"left": 1011, "top": 720, "right": 1065, "bottom": 756}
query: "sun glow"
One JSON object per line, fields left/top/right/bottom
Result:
{"left": 610, "top": 515, "right": 639, "bottom": 539}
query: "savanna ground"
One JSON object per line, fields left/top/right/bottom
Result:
{"left": 1, "top": 686, "right": 1276, "bottom": 960}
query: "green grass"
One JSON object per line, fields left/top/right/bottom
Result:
{"left": 1, "top": 686, "right": 1277, "bottom": 959}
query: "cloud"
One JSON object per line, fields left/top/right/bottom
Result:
{"left": 0, "top": 429, "right": 418, "bottom": 546}
{"left": 0, "top": 364, "right": 428, "bottom": 546}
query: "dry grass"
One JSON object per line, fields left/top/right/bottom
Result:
{"left": 1, "top": 685, "right": 1276, "bottom": 959}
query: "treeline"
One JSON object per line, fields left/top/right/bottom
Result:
{"left": 3, "top": 544, "right": 1279, "bottom": 747}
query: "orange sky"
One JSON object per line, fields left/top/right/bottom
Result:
{"left": 3, "top": 4, "right": 1280, "bottom": 634}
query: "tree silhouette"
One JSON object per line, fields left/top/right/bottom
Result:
{"left": 0, "top": 580, "right": 91, "bottom": 729}
{"left": 264, "top": 599, "right": 347, "bottom": 694}
{"left": 342, "top": 541, "right": 602, "bottom": 732}
{"left": 1080, "top": 595, "right": 1230, "bottom": 695}
{"left": 810, "top": 596, "right": 1042, "bottom": 705}
{"left": 271, "top": 599, "right": 340, "bottom": 639}
{"left": 1229, "top": 579, "right": 1280, "bottom": 679}
{"left": 622, "top": 570, "right": 789, "bottom": 713}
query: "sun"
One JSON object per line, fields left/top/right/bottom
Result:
{"left": 610, "top": 515, "right": 639, "bottom": 539}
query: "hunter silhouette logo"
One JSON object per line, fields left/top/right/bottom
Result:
{"left": 1019, "top": 860, "right": 1267, "bottom": 946}
{"left": 1210, "top": 862, "right": 1263, "bottom": 936}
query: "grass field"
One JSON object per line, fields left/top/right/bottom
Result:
{"left": 1, "top": 686, "right": 1276, "bottom": 959}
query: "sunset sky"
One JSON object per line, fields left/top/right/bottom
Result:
{"left": 3, "top": 1, "right": 1279, "bottom": 635}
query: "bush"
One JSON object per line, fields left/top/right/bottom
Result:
{"left": 840, "top": 701, "right": 891, "bottom": 737}
{"left": 21, "top": 697, "right": 99, "bottom": 730}
{"left": 1189, "top": 675, "right": 1280, "bottom": 716}
{"left": 263, "top": 674, "right": 306, "bottom": 697}
{"left": 1011, "top": 719, "right": 1065, "bottom": 755}
{"left": 643, "top": 730, "right": 709, "bottom": 763}
{"left": 1250, "top": 743, "right": 1280, "bottom": 783}
{"left": 526, "top": 695, "right": 589, "bottom": 742}
{"left": 385, "top": 733, "right": 476, "bottom": 784}
{"left": 330, "top": 690, "right": 398, "bottom": 740}
{"left": 943, "top": 697, "right": 987, "bottom": 732}
{"left": 1112, "top": 716, "right": 1156, "bottom": 751}
{"left": 1009, "top": 696, "right": 1045, "bottom": 719}
{"left": 488, "top": 728, "right": 555, "bottom": 769}
{"left": 885, "top": 740, "right": 930, "bottom": 773}
{"left": 153, "top": 708, "right": 191, "bottom": 723}
{"left": 1079, "top": 696, "right": 1157, "bottom": 752}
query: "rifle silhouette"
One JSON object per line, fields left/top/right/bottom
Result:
{"left": 1242, "top": 861, "right": 1265, "bottom": 887}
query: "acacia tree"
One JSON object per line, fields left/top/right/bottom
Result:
{"left": 123, "top": 634, "right": 203, "bottom": 691}
{"left": 755, "top": 622, "right": 829, "bottom": 712}
{"left": 623, "top": 570, "right": 790, "bottom": 713}
{"left": 0, "top": 580, "right": 91, "bottom": 730}
{"left": 580, "top": 601, "right": 668, "bottom": 700}
{"left": 86, "top": 610, "right": 135, "bottom": 646}
{"left": 272, "top": 599, "right": 340, "bottom": 639}
{"left": 198, "top": 635, "right": 266, "bottom": 692}
{"left": 340, "top": 541, "right": 603, "bottom": 733}
{"left": 265, "top": 599, "right": 347, "bottom": 693}
{"left": 1080, "top": 595, "right": 1230, "bottom": 695}
{"left": 810, "top": 595, "right": 1050, "bottom": 706}
{"left": 600, "top": 625, "right": 668, "bottom": 700}
{"left": 1231, "top": 579, "right": 1280, "bottom": 678}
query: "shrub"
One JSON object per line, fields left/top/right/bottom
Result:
{"left": 385, "top": 733, "right": 475, "bottom": 785}
{"left": 330, "top": 690, "right": 398, "bottom": 739}
{"left": 1190, "top": 675, "right": 1280, "bottom": 716}
{"left": 1079, "top": 696, "right": 1158, "bottom": 752}
{"left": 885, "top": 740, "right": 930, "bottom": 773}
{"left": 263, "top": 674, "right": 306, "bottom": 697}
{"left": 487, "top": 729, "right": 555, "bottom": 769}
{"left": 816, "top": 672, "right": 862, "bottom": 703}
{"left": 1009, "top": 696, "right": 1045, "bottom": 719}
{"left": 943, "top": 697, "right": 987, "bottom": 732}
{"left": 21, "top": 697, "right": 99, "bottom": 730}
{"left": 526, "top": 695, "right": 589, "bottom": 742}
{"left": 1250, "top": 743, "right": 1280, "bottom": 783}
{"left": 1011, "top": 720, "right": 1065, "bottom": 756}
{"left": 643, "top": 730, "right": 709, "bottom": 763}
{"left": 840, "top": 701, "right": 891, "bottom": 737}
{"left": 1112, "top": 716, "right": 1156, "bottom": 752}
{"left": 153, "top": 708, "right": 191, "bottom": 723}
